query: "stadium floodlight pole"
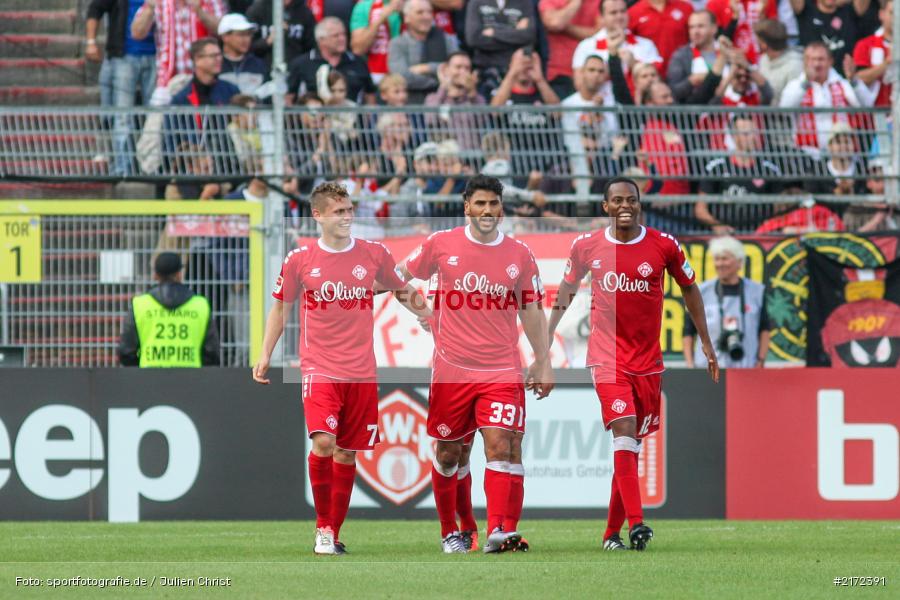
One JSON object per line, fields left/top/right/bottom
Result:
{"left": 264, "top": 0, "right": 287, "bottom": 365}
{"left": 892, "top": 1, "right": 900, "bottom": 208}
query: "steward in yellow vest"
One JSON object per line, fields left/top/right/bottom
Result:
{"left": 118, "top": 252, "right": 220, "bottom": 367}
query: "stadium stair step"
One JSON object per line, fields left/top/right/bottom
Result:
{"left": 0, "top": 58, "right": 89, "bottom": 86}
{"left": 1, "top": 0, "right": 75, "bottom": 11}
{"left": 0, "top": 33, "right": 84, "bottom": 58}
{"left": 0, "top": 85, "right": 100, "bottom": 105}
{"left": 0, "top": 10, "right": 78, "bottom": 35}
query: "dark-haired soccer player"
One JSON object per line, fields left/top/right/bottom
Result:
{"left": 399, "top": 175, "right": 554, "bottom": 554}
{"left": 253, "top": 182, "right": 431, "bottom": 555}
{"left": 546, "top": 177, "right": 719, "bottom": 551}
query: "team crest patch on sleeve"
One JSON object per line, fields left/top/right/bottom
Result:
{"left": 532, "top": 274, "right": 544, "bottom": 295}
{"left": 506, "top": 264, "right": 520, "bottom": 279}
{"left": 394, "top": 265, "right": 406, "bottom": 282}
{"left": 273, "top": 276, "right": 284, "bottom": 294}
{"left": 682, "top": 260, "right": 694, "bottom": 279}
{"left": 565, "top": 259, "right": 573, "bottom": 275}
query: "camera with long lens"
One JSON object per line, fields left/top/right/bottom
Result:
{"left": 717, "top": 319, "right": 745, "bottom": 361}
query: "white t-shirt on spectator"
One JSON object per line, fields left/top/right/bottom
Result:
{"left": 571, "top": 28, "right": 663, "bottom": 72}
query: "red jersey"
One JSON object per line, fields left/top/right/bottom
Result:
{"left": 707, "top": 0, "right": 776, "bottom": 65}
{"left": 405, "top": 226, "right": 544, "bottom": 371}
{"left": 628, "top": 0, "right": 692, "bottom": 73}
{"left": 563, "top": 226, "right": 695, "bottom": 375}
{"left": 853, "top": 29, "right": 892, "bottom": 107}
{"left": 273, "top": 237, "right": 407, "bottom": 379}
{"left": 639, "top": 117, "right": 690, "bottom": 195}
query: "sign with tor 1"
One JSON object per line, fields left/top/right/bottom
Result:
{"left": 726, "top": 369, "right": 900, "bottom": 519}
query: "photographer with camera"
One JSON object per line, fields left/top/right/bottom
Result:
{"left": 683, "top": 236, "right": 771, "bottom": 369}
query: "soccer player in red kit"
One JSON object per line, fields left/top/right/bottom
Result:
{"left": 253, "top": 182, "right": 431, "bottom": 555}
{"left": 399, "top": 175, "right": 554, "bottom": 554}
{"left": 546, "top": 177, "right": 719, "bottom": 551}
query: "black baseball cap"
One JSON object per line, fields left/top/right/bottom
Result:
{"left": 154, "top": 252, "right": 183, "bottom": 277}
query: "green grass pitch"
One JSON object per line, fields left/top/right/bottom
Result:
{"left": 1, "top": 520, "right": 897, "bottom": 599}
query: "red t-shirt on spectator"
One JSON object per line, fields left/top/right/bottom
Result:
{"left": 707, "top": 0, "right": 776, "bottom": 65}
{"left": 853, "top": 28, "right": 892, "bottom": 107}
{"left": 639, "top": 117, "right": 690, "bottom": 195}
{"left": 539, "top": 0, "right": 600, "bottom": 81}
{"left": 628, "top": 0, "right": 692, "bottom": 74}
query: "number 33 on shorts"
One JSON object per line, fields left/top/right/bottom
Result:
{"left": 487, "top": 402, "right": 524, "bottom": 429}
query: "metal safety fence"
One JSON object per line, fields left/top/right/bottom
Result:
{"left": 0, "top": 201, "right": 263, "bottom": 368}
{"left": 0, "top": 105, "right": 894, "bottom": 185}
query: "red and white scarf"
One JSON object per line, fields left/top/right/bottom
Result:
{"left": 868, "top": 28, "right": 892, "bottom": 106}
{"left": 796, "top": 77, "right": 851, "bottom": 149}
{"left": 691, "top": 44, "right": 716, "bottom": 75}
{"left": 721, "top": 82, "right": 761, "bottom": 106}
{"left": 366, "top": 0, "right": 392, "bottom": 82}
{"left": 153, "top": 0, "right": 224, "bottom": 89}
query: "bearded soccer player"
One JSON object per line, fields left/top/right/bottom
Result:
{"left": 253, "top": 182, "right": 431, "bottom": 555}
{"left": 546, "top": 177, "right": 719, "bottom": 552}
{"left": 399, "top": 175, "right": 554, "bottom": 554}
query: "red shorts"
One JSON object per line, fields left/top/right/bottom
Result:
{"left": 301, "top": 374, "right": 380, "bottom": 451}
{"left": 591, "top": 369, "right": 662, "bottom": 439}
{"left": 428, "top": 354, "right": 525, "bottom": 441}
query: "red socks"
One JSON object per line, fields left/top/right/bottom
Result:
{"left": 484, "top": 462, "right": 511, "bottom": 533}
{"left": 308, "top": 452, "right": 333, "bottom": 529}
{"left": 503, "top": 463, "right": 525, "bottom": 532}
{"left": 331, "top": 461, "right": 356, "bottom": 541}
{"left": 613, "top": 437, "right": 643, "bottom": 528}
{"left": 432, "top": 461, "right": 459, "bottom": 537}
{"left": 456, "top": 465, "right": 478, "bottom": 533}
{"left": 604, "top": 477, "right": 626, "bottom": 540}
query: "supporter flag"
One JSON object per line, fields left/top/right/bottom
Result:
{"left": 805, "top": 247, "right": 900, "bottom": 367}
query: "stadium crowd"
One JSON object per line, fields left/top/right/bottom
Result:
{"left": 83, "top": 0, "right": 898, "bottom": 234}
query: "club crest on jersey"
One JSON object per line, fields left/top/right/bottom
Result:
{"left": 310, "top": 267, "right": 321, "bottom": 278}
{"left": 437, "top": 424, "right": 452, "bottom": 438}
{"left": 447, "top": 256, "right": 459, "bottom": 266}
{"left": 506, "top": 264, "right": 520, "bottom": 279}
{"left": 273, "top": 276, "right": 284, "bottom": 294}
{"left": 326, "top": 415, "right": 338, "bottom": 429}
{"left": 352, "top": 265, "right": 367, "bottom": 280}
{"left": 638, "top": 262, "right": 653, "bottom": 278}
{"left": 356, "top": 391, "right": 434, "bottom": 506}
{"left": 611, "top": 399, "right": 627, "bottom": 414}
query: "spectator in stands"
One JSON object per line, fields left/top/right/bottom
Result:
{"left": 712, "top": 59, "right": 774, "bottom": 105}
{"left": 434, "top": 139, "right": 473, "bottom": 195}
{"left": 490, "top": 49, "right": 565, "bottom": 190}
{"left": 246, "top": 0, "right": 317, "bottom": 67}
{"left": 379, "top": 73, "right": 410, "bottom": 106}
{"left": 118, "top": 252, "right": 220, "bottom": 367}
{"left": 131, "top": 0, "right": 226, "bottom": 92}
{"left": 805, "top": 123, "right": 868, "bottom": 194}
{"left": 480, "top": 132, "right": 547, "bottom": 213}
{"left": 562, "top": 55, "right": 617, "bottom": 198}
{"left": 756, "top": 197, "right": 845, "bottom": 233}
{"left": 87, "top": 0, "right": 158, "bottom": 176}
{"left": 350, "top": 0, "right": 403, "bottom": 85}
{"left": 465, "top": 0, "right": 537, "bottom": 95}
{"left": 571, "top": 0, "right": 662, "bottom": 81}
{"left": 287, "top": 17, "right": 377, "bottom": 104}
{"left": 853, "top": 0, "right": 893, "bottom": 108}
{"left": 754, "top": 18, "right": 802, "bottom": 105}
{"left": 424, "top": 52, "right": 487, "bottom": 151}
{"left": 707, "top": 0, "right": 778, "bottom": 65}
{"left": 395, "top": 142, "right": 439, "bottom": 234}
{"left": 639, "top": 81, "right": 694, "bottom": 231}
{"left": 218, "top": 13, "right": 269, "bottom": 96}
{"left": 539, "top": 0, "right": 603, "bottom": 98}
{"left": 695, "top": 114, "right": 782, "bottom": 233}
{"left": 628, "top": 0, "right": 694, "bottom": 73}
{"left": 683, "top": 236, "right": 771, "bottom": 369}
{"left": 321, "top": 71, "right": 360, "bottom": 144}
{"left": 668, "top": 12, "right": 732, "bottom": 104}
{"left": 844, "top": 160, "right": 898, "bottom": 230}
{"left": 631, "top": 61, "right": 661, "bottom": 104}
{"left": 371, "top": 112, "right": 415, "bottom": 195}
{"left": 791, "top": 0, "right": 871, "bottom": 75}
{"left": 164, "top": 38, "right": 240, "bottom": 175}
{"left": 226, "top": 94, "right": 263, "bottom": 170}
{"left": 290, "top": 93, "right": 332, "bottom": 195}
{"left": 387, "top": 0, "right": 460, "bottom": 104}
{"left": 780, "top": 42, "right": 860, "bottom": 158}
